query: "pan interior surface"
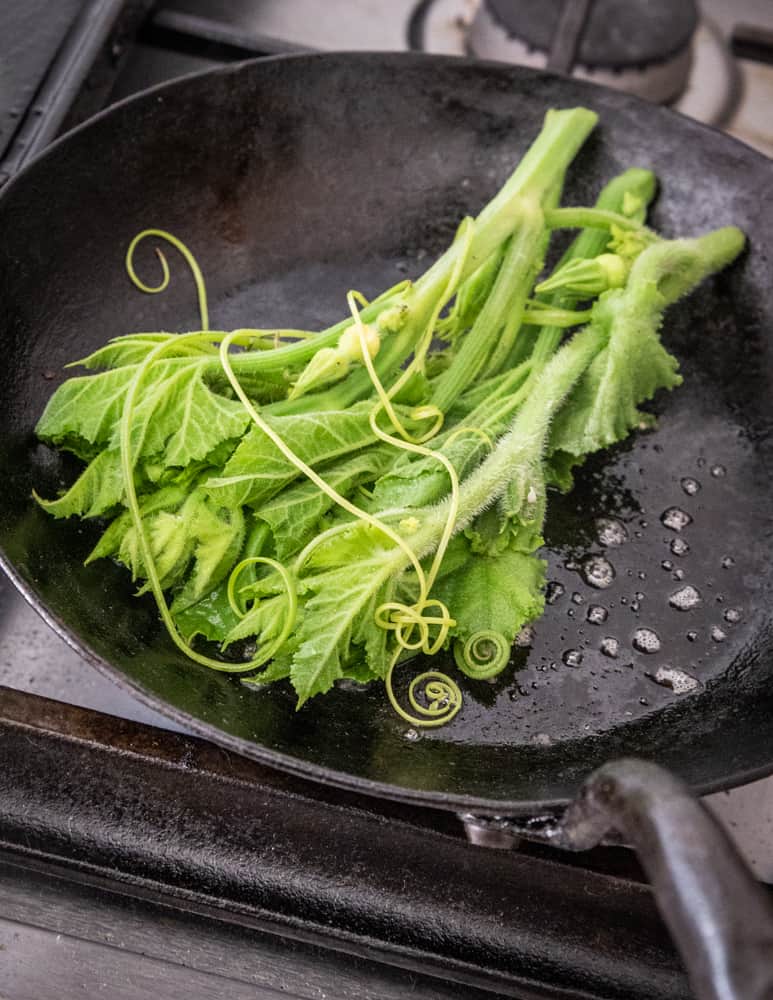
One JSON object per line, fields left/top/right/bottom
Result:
{"left": 1, "top": 53, "right": 772, "bottom": 812}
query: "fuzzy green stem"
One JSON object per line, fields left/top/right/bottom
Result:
{"left": 269, "top": 108, "right": 598, "bottom": 416}
{"left": 545, "top": 207, "right": 645, "bottom": 232}
{"left": 628, "top": 226, "right": 745, "bottom": 306}
{"left": 414, "top": 323, "right": 606, "bottom": 551}
{"left": 429, "top": 199, "right": 545, "bottom": 411}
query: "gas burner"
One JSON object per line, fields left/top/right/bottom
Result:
{"left": 469, "top": 0, "right": 697, "bottom": 103}
{"left": 416, "top": 0, "right": 739, "bottom": 126}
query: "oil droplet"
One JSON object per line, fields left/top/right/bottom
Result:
{"left": 581, "top": 555, "right": 615, "bottom": 589}
{"left": 596, "top": 517, "right": 628, "bottom": 547}
{"left": 630, "top": 600, "right": 641, "bottom": 612}
{"left": 661, "top": 559, "right": 674, "bottom": 571}
{"left": 514, "top": 625, "right": 535, "bottom": 647}
{"left": 711, "top": 625, "right": 727, "bottom": 643}
{"left": 652, "top": 666, "right": 699, "bottom": 694}
{"left": 670, "top": 537, "right": 690, "bottom": 557}
{"left": 587, "top": 605, "right": 608, "bottom": 625}
{"left": 404, "top": 728, "right": 421, "bottom": 742}
{"left": 661, "top": 507, "right": 692, "bottom": 532}
{"left": 571, "top": 592, "right": 584, "bottom": 605}
{"left": 680, "top": 477, "right": 701, "bottom": 496}
{"left": 545, "top": 581, "right": 565, "bottom": 604}
{"left": 669, "top": 585, "right": 702, "bottom": 611}
{"left": 633, "top": 628, "right": 661, "bottom": 654}
{"left": 721, "top": 556, "right": 735, "bottom": 569}
{"left": 639, "top": 697, "right": 650, "bottom": 706}
{"left": 686, "top": 630, "right": 698, "bottom": 642}
{"left": 710, "top": 464, "right": 726, "bottom": 478}
{"left": 567, "top": 608, "right": 575, "bottom": 618}
{"left": 673, "top": 569, "right": 685, "bottom": 581}
{"left": 724, "top": 608, "right": 742, "bottom": 624}
{"left": 600, "top": 637, "right": 620, "bottom": 658}
{"left": 563, "top": 649, "right": 584, "bottom": 667}
{"left": 638, "top": 571, "right": 647, "bottom": 580}
{"left": 337, "top": 678, "right": 370, "bottom": 692}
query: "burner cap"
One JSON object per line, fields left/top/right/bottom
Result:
{"left": 484, "top": 0, "right": 698, "bottom": 70}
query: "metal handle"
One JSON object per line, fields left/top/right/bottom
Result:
{"left": 553, "top": 759, "right": 773, "bottom": 1000}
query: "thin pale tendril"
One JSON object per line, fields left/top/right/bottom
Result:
{"left": 124, "top": 228, "right": 489, "bottom": 725}
{"left": 385, "top": 668, "right": 462, "bottom": 728}
{"left": 348, "top": 240, "right": 487, "bottom": 726}
{"left": 453, "top": 630, "right": 510, "bottom": 680}
{"left": 227, "top": 556, "right": 297, "bottom": 621}
{"left": 443, "top": 426, "right": 494, "bottom": 450}
{"left": 118, "top": 333, "right": 294, "bottom": 673}
{"left": 126, "top": 229, "right": 210, "bottom": 330}
{"left": 220, "top": 336, "right": 460, "bottom": 727}
{"left": 217, "top": 332, "right": 430, "bottom": 593}
{"left": 350, "top": 217, "right": 474, "bottom": 447}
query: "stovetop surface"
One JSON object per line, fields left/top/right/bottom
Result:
{"left": 4, "top": 0, "right": 773, "bottom": 874}
{"left": 2, "top": 2, "right": 773, "bottom": 996}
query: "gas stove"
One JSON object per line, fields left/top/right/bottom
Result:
{"left": 1, "top": 3, "right": 773, "bottom": 997}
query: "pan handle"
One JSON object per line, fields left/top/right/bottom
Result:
{"left": 551, "top": 759, "right": 773, "bottom": 1000}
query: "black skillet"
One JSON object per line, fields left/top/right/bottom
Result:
{"left": 1, "top": 53, "right": 773, "bottom": 994}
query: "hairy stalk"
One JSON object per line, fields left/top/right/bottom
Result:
{"left": 270, "top": 108, "right": 598, "bottom": 416}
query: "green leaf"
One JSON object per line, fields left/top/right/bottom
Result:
{"left": 173, "top": 582, "right": 241, "bottom": 643}
{"left": 37, "top": 358, "right": 250, "bottom": 471}
{"left": 243, "top": 658, "right": 293, "bottom": 686}
{"left": 289, "top": 549, "right": 401, "bottom": 705}
{"left": 432, "top": 544, "right": 546, "bottom": 643}
{"left": 117, "top": 363, "right": 250, "bottom": 467}
{"left": 205, "top": 402, "right": 380, "bottom": 509}
{"left": 543, "top": 449, "right": 584, "bottom": 492}
{"left": 548, "top": 293, "right": 681, "bottom": 458}
{"left": 84, "top": 467, "right": 207, "bottom": 565}
{"left": 75, "top": 333, "right": 217, "bottom": 370}
{"left": 171, "top": 498, "right": 245, "bottom": 613}
{"left": 255, "top": 446, "right": 393, "bottom": 560}
{"left": 126, "top": 508, "right": 194, "bottom": 588}
{"left": 34, "top": 449, "right": 124, "bottom": 519}
{"left": 224, "top": 590, "right": 291, "bottom": 649}
{"left": 36, "top": 361, "right": 171, "bottom": 452}
{"left": 369, "top": 432, "right": 489, "bottom": 511}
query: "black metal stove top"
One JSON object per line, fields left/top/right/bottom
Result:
{"left": 2, "top": 3, "right": 773, "bottom": 996}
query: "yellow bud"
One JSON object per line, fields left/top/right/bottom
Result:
{"left": 377, "top": 304, "right": 409, "bottom": 334}
{"left": 399, "top": 516, "right": 420, "bottom": 534}
{"left": 338, "top": 322, "right": 381, "bottom": 363}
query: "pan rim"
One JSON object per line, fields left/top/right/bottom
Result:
{"left": 2, "top": 50, "right": 773, "bottom": 816}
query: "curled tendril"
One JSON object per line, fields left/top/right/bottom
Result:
{"left": 385, "top": 659, "right": 462, "bottom": 728}
{"left": 443, "top": 426, "right": 494, "bottom": 450}
{"left": 375, "top": 598, "right": 455, "bottom": 655}
{"left": 120, "top": 336, "right": 286, "bottom": 673}
{"left": 453, "top": 630, "right": 510, "bottom": 680}
{"left": 121, "top": 236, "right": 298, "bottom": 674}
{"left": 126, "top": 229, "right": 210, "bottom": 330}
{"left": 123, "top": 225, "right": 485, "bottom": 727}
{"left": 225, "top": 556, "right": 298, "bottom": 670}
{"left": 409, "top": 403, "right": 445, "bottom": 442}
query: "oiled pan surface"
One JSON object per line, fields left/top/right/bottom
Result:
{"left": 1, "top": 54, "right": 771, "bottom": 813}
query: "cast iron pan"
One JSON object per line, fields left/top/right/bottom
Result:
{"left": 1, "top": 53, "right": 772, "bottom": 817}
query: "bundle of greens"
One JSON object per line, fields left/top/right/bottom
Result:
{"left": 35, "top": 108, "right": 745, "bottom": 727}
